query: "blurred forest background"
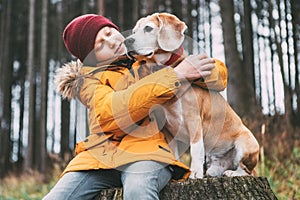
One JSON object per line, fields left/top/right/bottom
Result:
{"left": 0, "top": 0, "right": 299, "bottom": 199}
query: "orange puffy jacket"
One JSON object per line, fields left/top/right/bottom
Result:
{"left": 55, "top": 58, "right": 227, "bottom": 181}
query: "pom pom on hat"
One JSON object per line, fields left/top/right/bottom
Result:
{"left": 63, "top": 14, "right": 119, "bottom": 62}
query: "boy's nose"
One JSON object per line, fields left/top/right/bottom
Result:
{"left": 107, "top": 39, "right": 115, "bottom": 48}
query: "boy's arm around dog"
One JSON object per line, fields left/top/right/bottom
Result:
{"left": 92, "top": 67, "right": 182, "bottom": 132}
{"left": 54, "top": 60, "right": 191, "bottom": 180}
{"left": 193, "top": 59, "right": 228, "bottom": 91}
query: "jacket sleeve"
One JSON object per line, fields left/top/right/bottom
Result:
{"left": 193, "top": 59, "right": 228, "bottom": 91}
{"left": 93, "top": 67, "right": 181, "bottom": 132}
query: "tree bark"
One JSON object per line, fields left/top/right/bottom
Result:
{"left": 58, "top": 0, "right": 73, "bottom": 161}
{"left": 219, "top": 0, "right": 258, "bottom": 118}
{"left": 39, "top": 0, "right": 48, "bottom": 173}
{"left": 0, "top": 0, "right": 13, "bottom": 178}
{"left": 25, "top": 0, "right": 36, "bottom": 170}
{"left": 93, "top": 177, "right": 277, "bottom": 200}
{"left": 132, "top": 0, "right": 139, "bottom": 23}
{"left": 267, "top": 0, "right": 293, "bottom": 128}
{"left": 98, "top": 0, "right": 105, "bottom": 15}
{"left": 219, "top": 0, "right": 244, "bottom": 114}
{"left": 242, "top": 0, "right": 258, "bottom": 112}
{"left": 60, "top": 99, "right": 71, "bottom": 160}
{"left": 118, "top": 0, "right": 124, "bottom": 30}
{"left": 291, "top": 0, "right": 300, "bottom": 126}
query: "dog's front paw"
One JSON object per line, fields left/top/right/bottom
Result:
{"left": 223, "top": 169, "right": 248, "bottom": 177}
{"left": 206, "top": 166, "right": 224, "bottom": 177}
{"left": 223, "top": 170, "right": 235, "bottom": 176}
{"left": 189, "top": 169, "right": 204, "bottom": 179}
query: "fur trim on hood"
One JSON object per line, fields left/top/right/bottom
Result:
{"left": 55, "top": 59, "right": 84, "bottom": 100}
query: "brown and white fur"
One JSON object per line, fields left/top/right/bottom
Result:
{"left": 125, "top": 13, "right": 259, "bottom": 178}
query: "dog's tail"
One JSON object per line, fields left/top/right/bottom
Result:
{"left": 54, "top": 59, "right": 83, "bottom": 100}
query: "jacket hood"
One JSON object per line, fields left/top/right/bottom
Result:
{"left": 55, "top": 59, "right": 84, "bottom": 100}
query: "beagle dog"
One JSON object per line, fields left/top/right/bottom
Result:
{"left": 125, "top": 13, "right": 259, "bottom": 179}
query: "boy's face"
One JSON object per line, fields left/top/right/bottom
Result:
{"left": 94, "top": 26, "right": 127, "bottom": 64}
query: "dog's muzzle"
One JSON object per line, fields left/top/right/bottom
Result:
{"left": 124, "top": 38, "right": 137, "bottom": 59}
{"left": 124, "top": 37, "right": 155, "bottom": 59}
{"left": 124, "top": 37, "right": 154, "bottom": 59}
{"left": 124, "top": 38, "right": 135, "bottom": 48}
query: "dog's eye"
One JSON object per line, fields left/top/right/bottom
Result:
{"left": 144, "top": 26, "right": 153, "bottom": 33}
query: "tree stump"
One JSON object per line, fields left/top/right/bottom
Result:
{"left": 93, "top": 176, "right": 277, "bottom": 200}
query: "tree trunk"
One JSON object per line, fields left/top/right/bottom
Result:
{"left": 267, "top": 0, "right": 293, "bottom": 129}
{"left": 98, "top": 0, "right": 105, "bottom": 15}
{"left": 242, "top": 0, "right": 259, "bottom": 114}
{"left": 0, "top": 0, "right": 13, "bottom": 178}
{"left": 60, "top": 99, "right": 71, "bottom": 160}
{"left": 118, "top": 0, "right": 124, "bottom": 30}
{"left": 291, "top": 0, "right": 300, "bottom": 126}
{"left": 26, "top": 0, "right": 36, "bottom": 170}
{"left": 132, "top": 0, "right": 139, "bottom": 23}
{"left": 186, "top": 0, "right": 194, "bottom": 54}
{"left": 219, "top": 0, "right": 243, "bottom": 114}
{"left": 172, "top": 0, "right": 183, "bottom": 21}
{"left": 93, "top": 177, "right": 277, "bottom": 200}
{"left": 58, "top": 0, "right": 73, "bottom": 161}
{"left": 39, "top": 0, "right": 48, "bottom": 173}
{"left": 144, "top": 0, "right": 156, "bottom": 15}
{"left": 219, "top": 0, "right": 258, "bottom": 118}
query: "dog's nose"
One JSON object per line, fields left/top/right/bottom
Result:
{"left": 124, "top": 38, "right": 135, "bottom": 47}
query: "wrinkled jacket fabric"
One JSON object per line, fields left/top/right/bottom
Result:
{"left": 59, "top": 58, "right": 227, "bottom": 181}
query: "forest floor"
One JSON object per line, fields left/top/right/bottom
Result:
{"left": 0, "top": 116, "right": 299, "bottom": 200}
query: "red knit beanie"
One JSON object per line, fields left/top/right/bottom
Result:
{"left": 63, "top": 14, "right": 119, "bottom": 62}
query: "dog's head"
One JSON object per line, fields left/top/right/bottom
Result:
{"left": 125, "top": 13, "right": 187, "bottom": 58}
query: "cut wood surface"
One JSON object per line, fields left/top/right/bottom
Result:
{"left": 93, "top": 176, "right": 277, "bottom": 200}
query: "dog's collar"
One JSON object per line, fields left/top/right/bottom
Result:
{"left": 164, "top": 46, "right": 184, "bottom": 66}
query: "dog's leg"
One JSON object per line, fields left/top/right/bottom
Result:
{"left": 205, "top": 150, "right": 238, "bottom": 177}
{"left": 206, "top": 161, "right": 225, "bottom": 177}
{"left": 223, "top": 131, "right": 259, "bottom": 176}
{"left": 189, "top": 137, "right": 205, "bottom": 179}
{"left": 206, "top": 147, "right": 236, "bottom": 177}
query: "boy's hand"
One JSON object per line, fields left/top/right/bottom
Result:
{"left": 174, "top": 54, "right": 215, "bottom": 81}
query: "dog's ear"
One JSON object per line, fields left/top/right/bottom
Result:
{"left": 157, "top": 13, "right": 187, "bottom": 51}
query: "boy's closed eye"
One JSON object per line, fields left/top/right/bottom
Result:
{"left": 104, "top": 28, "right": 112, "bottom": 37}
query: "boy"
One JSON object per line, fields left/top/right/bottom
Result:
{"left": 44, "top": 14, "right": 226, "bottom": 200}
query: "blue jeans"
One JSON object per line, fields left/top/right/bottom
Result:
{"left": 43, "top": 161, "right": 172, "bottom": 200}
